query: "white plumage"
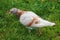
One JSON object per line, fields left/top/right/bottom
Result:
{"left": 10, "top": 8, "right": 55, "bottom": 29}
{"left": 20, "top": 11, "right": 55, "bottom": 28}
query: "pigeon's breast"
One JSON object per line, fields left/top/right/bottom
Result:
{"left": 19, "top": 11, "right": 38, "bottom": 26}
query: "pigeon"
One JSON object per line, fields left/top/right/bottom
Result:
{"left": 10, "top": 8, "right": 55, "bottom": 34}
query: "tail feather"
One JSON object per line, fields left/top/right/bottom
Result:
{"left": 32, "top": 18, "right": 55, "bottom": 27}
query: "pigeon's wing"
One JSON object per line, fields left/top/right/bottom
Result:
{"left": 20, "top": 14, "right": 34, "bottom": 26}
{"left": 31, "top": 18, "right": 55, "bottom": 27}
{"left": 20, "top": 11, "right": 39, "bottom": 26}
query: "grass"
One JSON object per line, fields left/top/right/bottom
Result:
{"left": 0, "top": 0, "right": 60, "bottom": 40}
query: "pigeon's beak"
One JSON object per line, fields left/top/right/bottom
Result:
{"left": 9, "top": 11, "right": 12, "bottom": 14}
{"left": 8, "top": 12, "right": 12, "bottom": 15}
{"left": 9, "top": 12, "right": 11, "bottom": 14}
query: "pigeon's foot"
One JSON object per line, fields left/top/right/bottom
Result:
{"left": 28, "top": 29, "right": 31, "bottom": 34}
{"left": 37, "top": 28, "right": 42, "bottom": 36}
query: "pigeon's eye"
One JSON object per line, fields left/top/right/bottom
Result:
{"left": 11, "top": 11, "right": 13, "bottom": 13}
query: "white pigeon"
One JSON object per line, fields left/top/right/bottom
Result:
{"left": 10, "top": 8, "right": 55, "bottom": 30}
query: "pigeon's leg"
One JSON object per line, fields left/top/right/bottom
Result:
{"left": 27, "top": 27, "right": 33, "bottom": 34}
{"left": 28, "top": 29, "right": 31, "bottom": 34}
{"left": 38, "top": 28, "right": 42, "bottom": 36}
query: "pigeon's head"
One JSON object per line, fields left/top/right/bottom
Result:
{"left": 10, "top": 8, "right": 24, "bottom": 17}
{"left": 10, "top": 8, "right": 18, "bottom": 14}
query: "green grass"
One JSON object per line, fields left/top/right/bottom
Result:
{"left": 0, "top": 0, "right": 60, "bottom": 40}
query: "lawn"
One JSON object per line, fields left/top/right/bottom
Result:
{"left": 0, "top": 0, "right": 60, "bottom": 40}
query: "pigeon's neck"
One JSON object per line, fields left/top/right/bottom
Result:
{"left": 16, "top": 10, "right": 24, "bottom": 17}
